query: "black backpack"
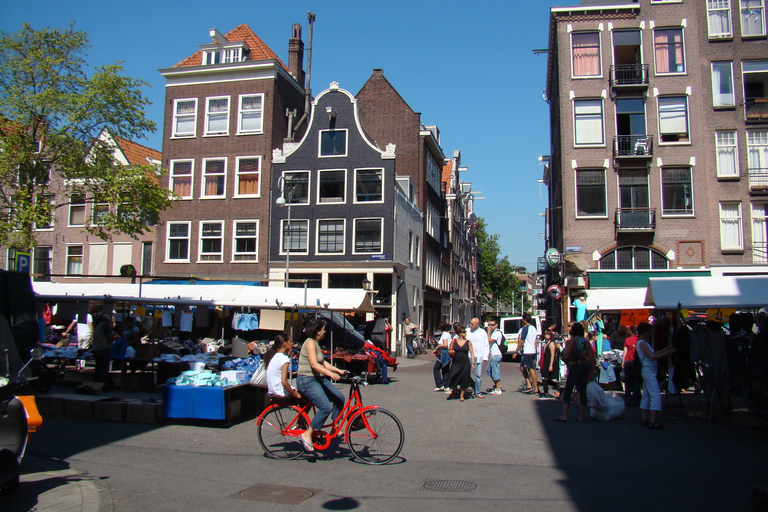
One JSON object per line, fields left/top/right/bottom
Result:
{"left": 495, "top": 329, "right": 508, "bottom": 354}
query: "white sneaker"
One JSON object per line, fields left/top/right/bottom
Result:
{"left": 433, "top": 387, "right": 444, "bottom": 392}
{"left": 490, "top": 389, "right": 502, "bottom": 395}
{"left": 444, "top": 389, "right": 453, "bottom": 394}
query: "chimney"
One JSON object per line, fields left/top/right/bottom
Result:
{"left": 288, "top": 23, "right": 305, "bottom": 87}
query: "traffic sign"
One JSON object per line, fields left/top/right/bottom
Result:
{"left": 15, "top": 252, "right": 31, "bottom": 274}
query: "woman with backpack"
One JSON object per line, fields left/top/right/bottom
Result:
{"left": 554, "top": 322, "right": 595, "bottom": 422}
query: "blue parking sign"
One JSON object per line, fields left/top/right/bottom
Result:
{"left": 15, "top": 252, "right": 31, "bottom": 274}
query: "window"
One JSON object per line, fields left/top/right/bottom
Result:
{"left": 281, "top": 219, "right": 308, "bottom": 254}
{"left": 708, "top": 1, "right": 733, "bottom": 37}
{"left": 712, "top": 62, "right": 735, "bottom": 107}
{"left": 414, "top": 236, "right": 420, "bottom": 266}
{"left": 235, "top": 157, "right": 260, "bottom": 197}
{"left": 238, "top": 94, "right": 263, "bottom": 134}
{"left": 573, "top": 99, "right": 604, "bottom": 146}
{"left": 166, "top": 222, "right": 190, "bottom": 262}
{"left": 661, "top": 168, "right": 693, "bottom": 215}
{"left": 426, "top": 152, "right": 442, "bottom": 193}
{"left": 752, "top": 203, "right": 768, "bottom": 263}
{"left": 575, "top": 169, "right": 607, "bottom": 217}
{"left": 69, "top": 194, "right": 85, "bottom": 226}
{"left": 222, "top": 47, "right": 242, "bottom": 63}
{"left": 34, "top": 193, "right": 55, "bottom": 230}
{"left": 169, "top": 160, "right": 193, "bottom": 199}
{"left": 658, "top": 96, "right": 689, "bottom": 142}
{"left": 599, "top": 246, "right": 668, "bottom": 270}
{"left": 355, "top": 169, "right": 383, "bottom": 202}
{"left": 720, "top": 202, "right": 744, "bottom": 250}
{"left": 66, "top": 245, "right": 83, "bottom": 275}
{"left": 571, "top": 32, "right": 601, "bottom": 77}
{"left": 203, "top": 50, "right": 220, "bottom": 65}
{"left": 141, "top": 242, "right": 152, "bottom": 275}
{"left": 199, "top": 221, "right": 223, "bottom": 262}
{"left": 232, "top": 220, "right": 258, "bottom": 261}
{"left": 716, "top": 130, "right": 740, "bottom": 177}
{"left": 283, "top": 171, "right": 309, "bottom": 204}
{"left": 748, "top": 130, "right": 768, "bottom": 187}
{"left": 317, "top": 219, "right": 345, "bottom": 254}
{"left": 319, "top": 129, "right": 347, "bottom": 157}
{"left": 318, "top": 170, "right": 346, "bottom": 203}
{"left": 654, "top": 28, "right": 685, "bottom": 74}
{"left": 741, "top": 0, "right": 766, "bottom": 37}
{"left": 743, "top": 61, "right": 768, "bottom": 121}
{"left": 408, "top": 231, "right": 414, "bottom": 263}
{"left": 33, "top": 246, "right": 52, "bottom": 282}
{"left": 354, "top": 218, "right": 383, "bottom": 254}
{"left": 173, "top": 99, "right": 197, "bottom": 138}
{"left": 205, "top": 96, "right": 230, "bottom": 136}
{"left": 201, "top": 158, "right": 226, "bottom": 198}
{"left": 93, "top": 203, "right": 109, "bottom": 225}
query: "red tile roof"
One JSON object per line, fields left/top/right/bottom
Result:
{"left": 173, "top": 24, "right": 287, "bottom": 70}
{"left": 442, "top": 161, "right": 453, "bottom": 193}
{"left": 113, "top": 136, "right": 161, "bottom": 166}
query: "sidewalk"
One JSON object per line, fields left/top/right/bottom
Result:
{"left": 7, "top": 456, "right": 110, "bottom": 512}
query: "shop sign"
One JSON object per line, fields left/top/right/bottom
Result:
{"left": 621, "top": 309, "right": 650, "bottom": 327}
{"left": 545, "top": 248, "right": 561, "bottom": 267}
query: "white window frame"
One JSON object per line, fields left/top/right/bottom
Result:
{"left": 658, "top": 96, "right": 690, "bottom": 144}
{"left": 354, "top": 168, "right": 384, "bottom": 203}
{"left": 66, "top": 245, "right": 83, "bottom": 275}
{"left": 237, "top": 94, "right": 264, "bottom": 135}
{"left": 716, "top": 130, "right": 740, "bottom": 178}
{"left": 172, "top": 98, "right": 197, "bottom": 138}
{"left": 165, "top": 221, "right": 191, "bottom": 263}
{"left": 573, "top": 99, "right": 605, "bottom": 147}
{"left": 708, "top": 0, "right": 733, "bottom": 38}
{"left": 279, "top": 219, "right": 309, "bottom": 255}
{"left": 34, "top": 193, "right": 55, "bottom": 230}
{"left": 169, "top": 159, "right": 194, "bottom": 199}
{"left": 575, "top": 169, "right": 608, "bottom": 218}
{"left": 318, "top": 129, "right": 348, "bottom": 158}
{"left": 200, "top": 158, "right": 227, "bottom": 199}
{"left": 653, "top": 27, "right": 686, "bottom": 75}
{"left": 751, "top": 202, "right": 768, "bottom": 263}
{"left": 204, "top": 96, "right": 230, "bottom": 136}
{"left": 660, "top": 167, "right": 695, "bottom": 217}
{"left": 740, "top": 0, "right": 766, "bottom": 37}
{"left": 231, "top": 219, "right": 259, "bottom": 262}
{"left": 92, "top": 202, "right": 109, "bottom": 225}
{"left": 317, "top": 169, "right": 347, "bottom": 204}
{"left": 234, "top": 156, "right": 261, "bottom": 198}
{"left": 747, "top": 130, "right": 768, "bottom": 189}
{"left": 571, "top": 31, "right": 602, "bottom": 79}
{"left": 198, "top": 220, "right": 224, "bottom": 262}
{"left": 68, "top": 194, "right": 86, "bottom": 227}
{"left": 720, "top": 201, "right": 744, "bottom": 250}
{"left": 711, "top": 61, "right": 735, "bottom": 107}
{"left": 315, "top": 218, "right": 346, "bottom": 255}
{"left": 650, "top": 0, "right": 682, "bottom": 3}
{"left": 282, "top": 171, "right": 310, "bottom": 205}
{"left": 352, "top": 218, "right": 384, "bottom": 255}
{"left": 414, "top": 236, "right": 420, "bottom": 267}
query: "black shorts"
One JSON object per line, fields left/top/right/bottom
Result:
{"left": 521, "top": 354, "right": 537, "bottom": 370}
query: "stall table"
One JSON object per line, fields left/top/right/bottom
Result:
{"left": 162, "top": 383, "right": 264, "bottom": 422}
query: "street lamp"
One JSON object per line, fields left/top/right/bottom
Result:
{"left": 276, "top": 176, "right": 296, "bottom": 287}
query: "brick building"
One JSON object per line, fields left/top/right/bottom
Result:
{"left": 543, "top": 0, "right": 768, "bottom": 329}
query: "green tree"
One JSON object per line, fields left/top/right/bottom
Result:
{"left": 0, "top": 23, "right": 174, "bottom": 251}
{"left": 475, "top": 218, "right": 526, "bottom": 316}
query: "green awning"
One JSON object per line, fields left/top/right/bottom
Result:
{"left": 587, "top": 269, "right": 711, "bottom": 289}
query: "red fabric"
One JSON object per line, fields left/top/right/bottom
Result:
{"left": 624, "top": 335, "right": 638, "bottom": 362}
{"left": 42, "top": 304, "right": 52, "bottom": 325}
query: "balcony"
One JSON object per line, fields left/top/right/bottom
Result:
{"left": 746, "top": 97, "right": 768, "bottom": 123}
{"left": 609, "top": 64, "right": 650, "bottom": 89}
{"left": 613, "top": 135, "right": 654, "bottom": 159}
{"left": 748, "top": 168, "right": 768, "bottom": 194}
{"left": 615, "top": 208, "right": 656, "bottom": 233}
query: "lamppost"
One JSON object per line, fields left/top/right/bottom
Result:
{"left": 276, "top": 176, "right": 295, "bottom": 287}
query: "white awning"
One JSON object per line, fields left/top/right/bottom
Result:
{"left": 585, "top": 287, "right": 650, "bottom": 310}
{"left": 644, "top": 275, "right": 768, "bottom": 309}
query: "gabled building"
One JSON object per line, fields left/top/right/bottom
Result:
{"left": 269, "top": 82, "right": 422, "bottom": 352}
{"left": 156, "top": 24, "right": 306, "bottom": 281}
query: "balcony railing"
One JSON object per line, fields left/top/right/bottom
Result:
{"left": 748, "top": 168, "right": 768, "bottom": 193}
{"left": 613, "top": 134, "right": 654, "bottom": 158}
{"left": 610, "top": 64, "right": 650, "bottom": 87}
{"left": 754, "top": 241, "right": 768, "bottom": 265}
{"left": 746, "top": 97, "right": 768, "bottom": 122}
{"left": 615, "top": 208, "right": 656, "bottom": 232}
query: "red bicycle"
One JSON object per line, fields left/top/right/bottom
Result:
{"left": 256, "top": 375, "right": 404, "bottom": 465}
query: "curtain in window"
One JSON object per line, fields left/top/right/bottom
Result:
{"left": 720, "top": 203, "right": 743, "bottom": 248}
{"left": 658, "top": 97, "right": 688, "bottom": 134}
{"left": 572, "top": 33, "right": 600, "bottom": 76}
{"left": 574, "top": 100, "right": 604, "bottom": 145}
{"left": 173, "top": 176, "right": 192, "bottom": 197}
{"left": 742, "top": 0, "right": 766, "bottom": 36}
{"left": 238, "top": 174, "right": 259, "bottom": 195}
{"left": 717, "top": 133, "right": 738, "bottom": 176}
{"left": 708, "top": 1, "right": 732, "bottom": 36}
{"left": 712, "top": 62, "right": 734, "bottom": 106}
{"left": 752, "top": 203, "right": 768, "bottom": 263}
{"left": 654, "top": 29, "right": 684, "bottom": 73}
{"left": 748, "top": 132, "right": 768, "bottom": 180}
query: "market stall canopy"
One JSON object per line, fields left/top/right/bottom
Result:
{"left": 644, "top": 275, "right": 768, "bottom": 309}
{"left": 586, "top": 287, "right": 650, "bottom": 310}
{"left": 32, "top": 282, "right": 375, "bottom": 312}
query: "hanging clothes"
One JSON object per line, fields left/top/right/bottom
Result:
{"left": 195, "top": 306, "right": 209, "bottom": 328}
{"left": 180, "top": 309, "right": 194, "bottom": 332}
{"left": 162, "top": 309, "right": 173, "bottom": 328}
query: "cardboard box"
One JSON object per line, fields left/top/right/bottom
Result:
{"left": 63, "top": 370, "right": 94, "bottom": 385}
{"left": 64, "top": 396, "right": 105, "bottom": 419}
{"left": 74, "top": 382, "right": 105, "bottom": 395}
{"left": 134, "top": 344, "right": 158, "bottom": 359}
{"left": 227, "top": 398, "right": 242, "bottom": 420}
{"left": 126, "top": 401, "right": 163, "bottom": 424}
{"left": 122, "top": 372, "right": 155, "bottom": 392}
{"left": 220, "top": 370, "right": 245, "bottom": 385}
{"left": 35, "top": 394, "right": 66, "bottom": 417}
{"left": 94, "top": 399, "right": 127, "bottom": 422}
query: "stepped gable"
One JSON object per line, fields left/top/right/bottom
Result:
{"left": 172, "top": 24, "right": 287, "bottom": 70}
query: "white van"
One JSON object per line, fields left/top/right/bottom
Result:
{"left": 499, "top": 316, "right": 543, "bottom": 360}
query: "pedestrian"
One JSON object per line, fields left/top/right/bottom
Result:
{"left": 610, "top": 325, "right": 629, "bottom": 350}
{"left": 91, "top": 314, "right": 116, "bottom": 384}
{"left": 622, "top": 325, "right": 641, "bottom": 405}
{"left": 432, "top": 322, "right": 452, "bottom": 391}
{"left": 403, "top": 317, "right": 417, "bottom": 359}
{"left": 467, "top": 317, "right": 489, "bottom": 398}
{"left": 446, "top": 324, "right": 475, "bottom": 401}
{"left": 517, "top": 313, "right": 541, "bottom": 396}
{"left": 540, "top": 328, "right": 561, "bottom": 399}
{"left": 554, "top": 322, "right": 595, "bottom": 422}
{"left": 637, "top": 322, "right": 676, "bottom": 429}
{"left": 486, "top": 320, "right": 503, "bottom": 395}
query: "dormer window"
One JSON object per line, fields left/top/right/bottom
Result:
{"left": 202, "top": 44, "right": 247, "bottom": 66}
{"left": 222, "top": 48, "right": 242, "bottom": 63}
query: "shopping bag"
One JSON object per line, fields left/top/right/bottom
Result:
{"left": 249, "top": 361, "right": 267, "bottom": 388}
{"left": 598, "top": 362, "right": 616, "bottom": 384}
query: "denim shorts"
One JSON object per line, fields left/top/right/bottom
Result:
{"left": 521, "top": 354, "right": 537, "bottom": 370}
{"left": 487, "top": 355, "right": 502, "bottom": 380}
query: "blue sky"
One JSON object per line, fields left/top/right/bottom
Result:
{"left": 2, "top": 0, "right": 571, "bottom": 272}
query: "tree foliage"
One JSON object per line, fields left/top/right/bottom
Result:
{"left": 474, "top": 218, "right": 526, "bottom": 315}
{"left": 0, "top": 23, "right": 174, "bottom": 250}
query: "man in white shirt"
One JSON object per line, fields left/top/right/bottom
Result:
{"left": 516, "top": 313, "right": 541, "bottom": 396}
{"left": 486, "top": 321, "right": 504, "bottom": 395}
{"left": 467, "top": 318, "right": 489, "bottom": 398}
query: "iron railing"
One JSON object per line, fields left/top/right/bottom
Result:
{"left": 748, "top": 168, "right": 768, "bottom": 192}
{"left": 746, "top": 97, "right": 768, "bottom": 122}
{"left": 615, "top": 208, "right": 656, "bottom": 232}
{"left": 610, "top": 64, "right": 650, "bottom": 87}
{"left": 613, "top": 134, "right": 654, "bottom": 157}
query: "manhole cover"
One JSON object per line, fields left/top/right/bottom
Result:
{"left": 420, "top": 479, "right": 478, "bottom": 493}
{"left": 230, "top": 483, "right": 321, "bottom": 505}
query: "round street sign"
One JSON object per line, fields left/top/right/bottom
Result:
{"left": 545, "top": 248, "right": 561, "bottom": 267}
{"left": 547, "top": 285, "right": 563, "bottom": 300}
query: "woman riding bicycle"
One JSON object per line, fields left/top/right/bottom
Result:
{"left": 296, "top": 318, "right": 347, "bottom": 452}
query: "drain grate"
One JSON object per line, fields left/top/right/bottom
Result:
{"left": 230, "top": 483, "right": 321, "bottom": 505}
{"left": 420, "top": 479, "right": 478, "bottom": 493}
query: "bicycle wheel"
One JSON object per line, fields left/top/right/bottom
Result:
{"left": 257, "top": 405, "right": 308, "bottom": 460}
{"left": 346, "top": 407, "right": 404, "bottom": 465}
